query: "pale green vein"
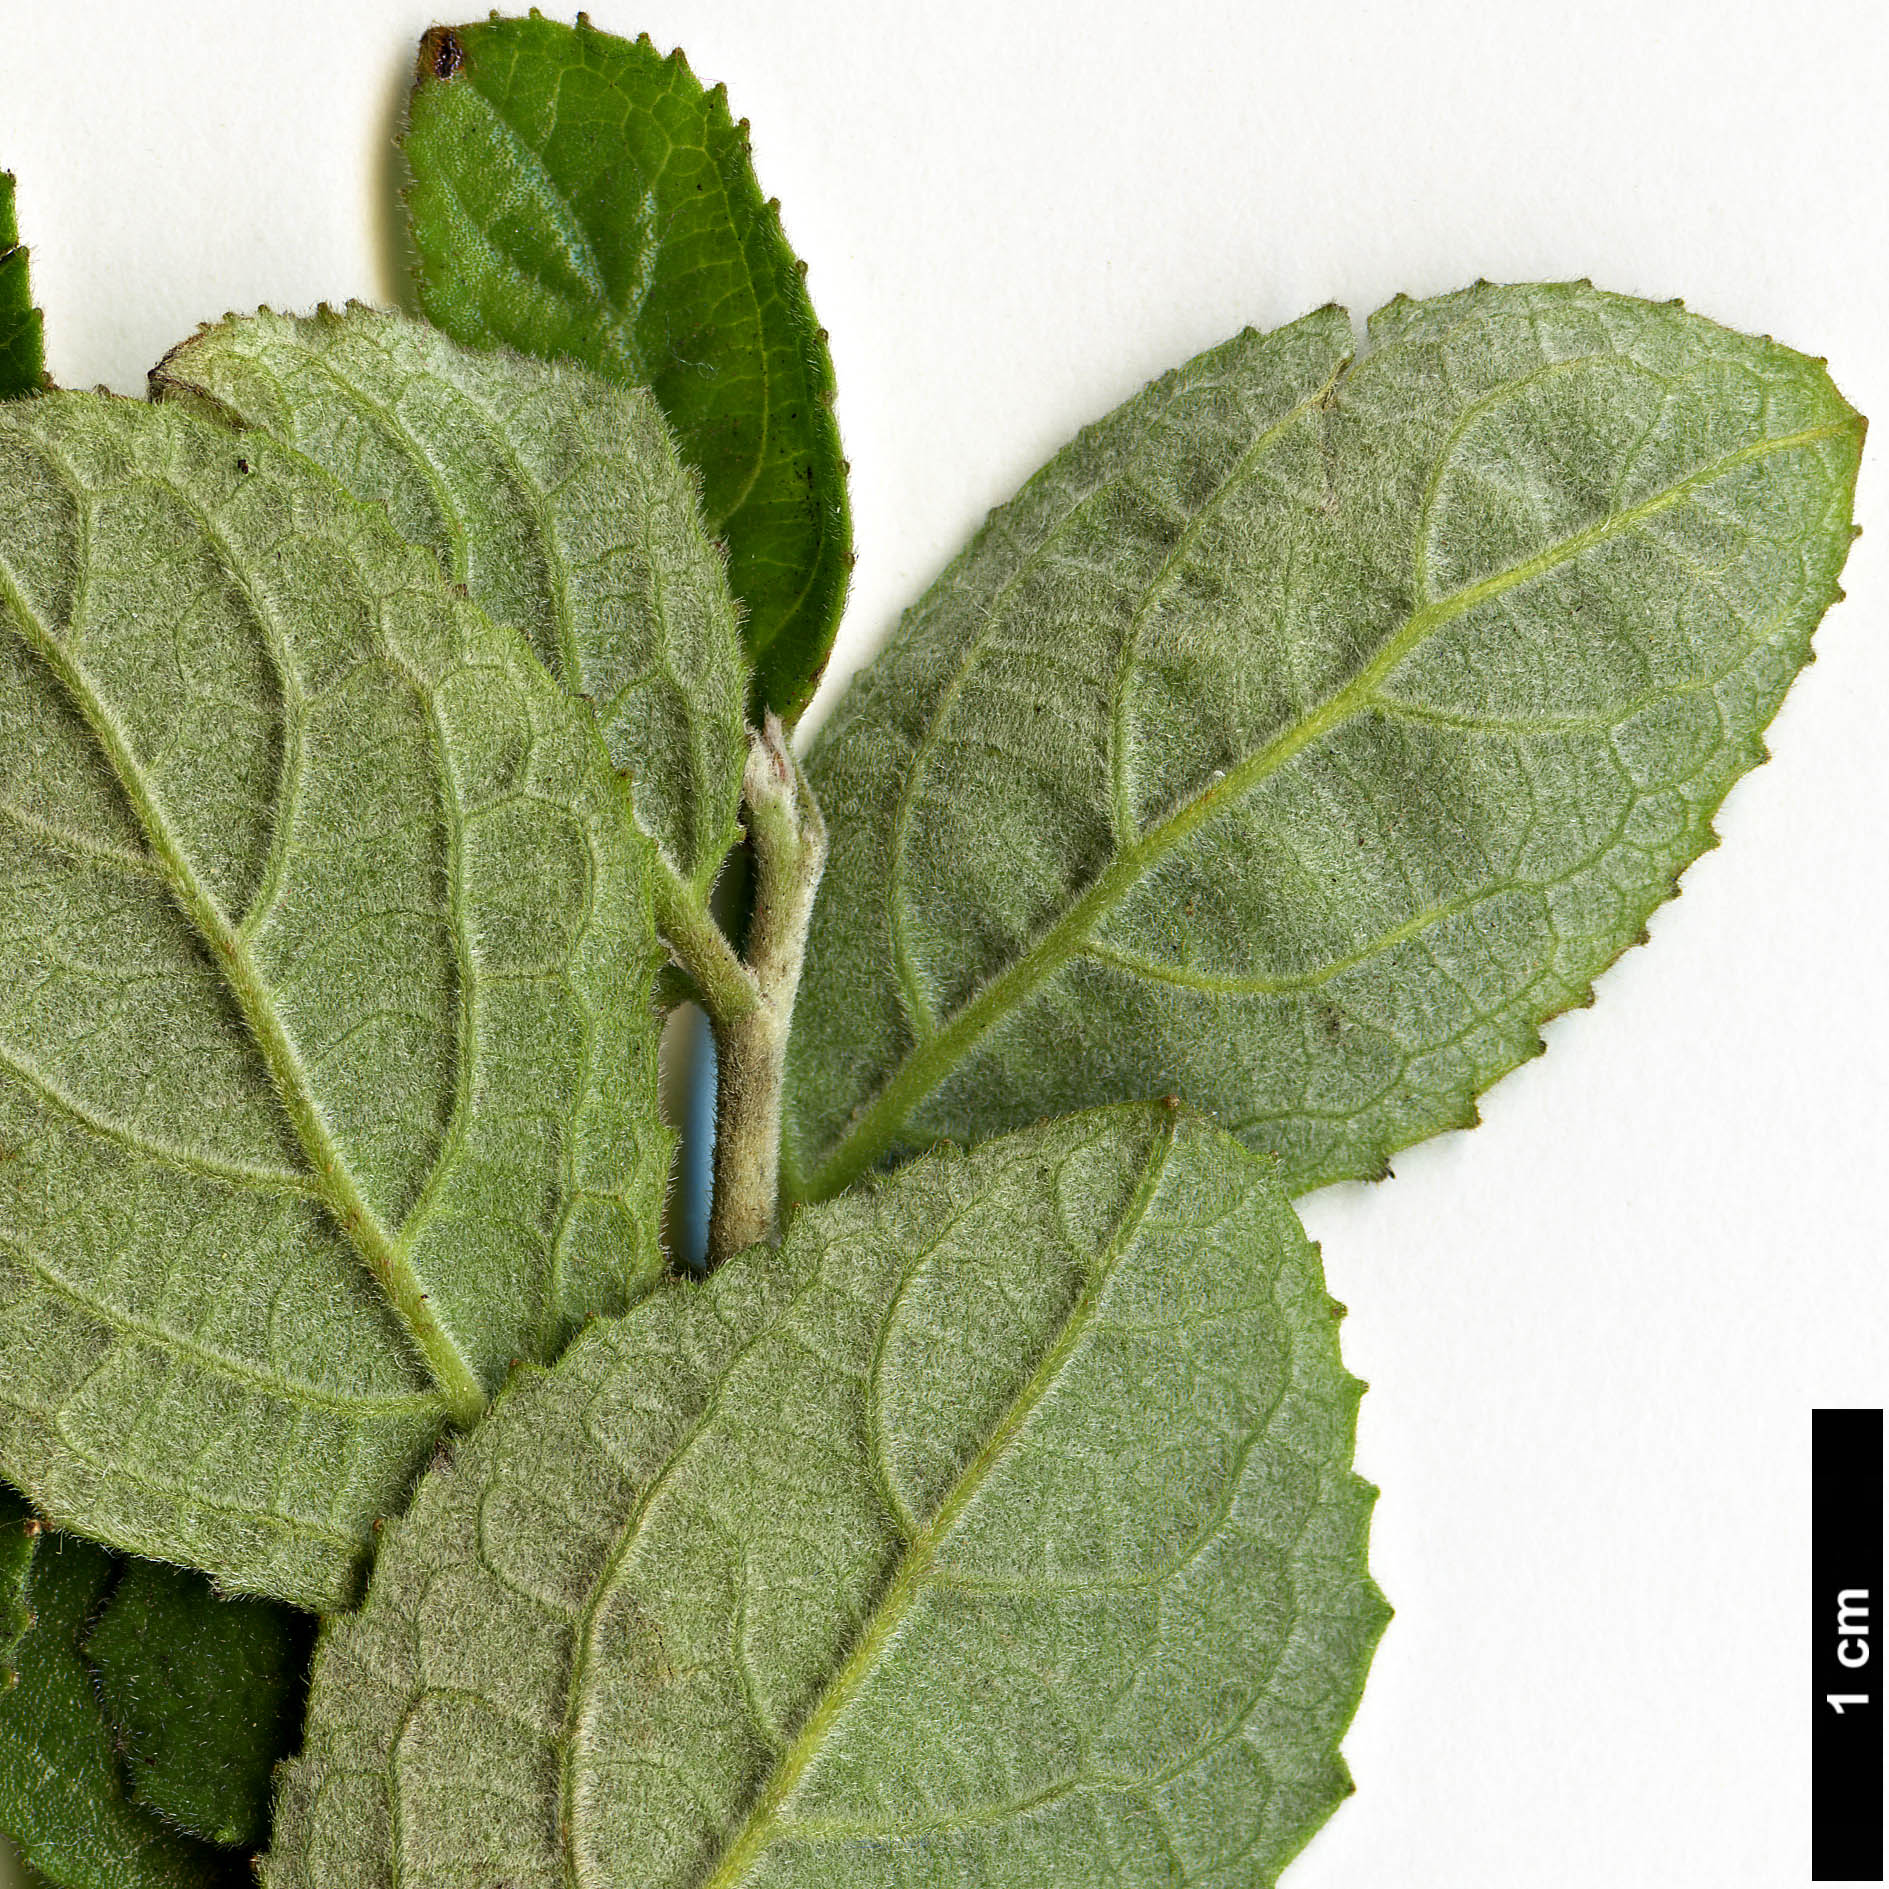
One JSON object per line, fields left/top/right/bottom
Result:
{"left": 797, "top": 417, "right": 1850, "bottom": 1205}
{"left": 445, "top": 90, "right": 640, "bottom": 371}
{"left": 1408, "top": 352, "right": 1658, "bottom": 603}
{"left": 779, "top": 1775, "right": 1090, "bottom": 1847}
{"left": 1108, "top": 358, "right": 1348, "bottom": 846}
{"left": 378, "top": 685, "right": 478, "bottom": 1291}
{"left": 882, "top": 371, "right": 1208, "bottom": 1045}
{"left": 139, "top": 476, "right": 316, "bottom": 959}
{"left": 1080, "top": 882, "right": 1536, "bottom": 997}
{"left": 0, "top": 794, "right": 161, "bottom": 877}
{"left": 300, "top": 353, "right": 474, "bottom": 589}
{"left": 70, "top": 464, "right": 488, "bottom": 1423}
{"left": 556, "top": 1261, "right": 831, "bottom": 1867}
{"left": 694, "top": 1117, "right": 1176, "bottom": 1889}
{"left": 1, "top": 1232, "right": 439, "bottom": 1423}
{"left": 0, "top": 1038, "right": 314, "bottom": 1195}
{"left": 0, "top": 540, "right": 488, "bottom": 1426}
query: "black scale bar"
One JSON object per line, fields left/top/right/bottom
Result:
{"left": 1815, "top": 1408, "right": 1883, "bottom": 1881}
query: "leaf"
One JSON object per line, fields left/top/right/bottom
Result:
{"left": 0, "top": 1491, "right": 245, "bottom": 1889}
{"left": 154, "top": 303, "right": 750, "bottom": 896}
{"left": 403, "top": 13, "right": 853, "bottom": 725}
{"left": 267, "top": 1104, "right": 1387, "bottom": 1887}
{"left": 83, "top": 1561, "right": 313, "bottom": 1851}
{"left": 0, "top": 176, "right": 45, "bottom": 402}
{"left": 785, "top": 283, "right": 1864, "bottom": 1205}
{"left": 0, "top": 1493, "right": 30, "bottom": 1684}
{"left": 0, "top": 391, "right": 670, "bottom": 1606}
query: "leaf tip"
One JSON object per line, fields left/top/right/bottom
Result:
{"left": 418, "top": 24, "right": 464, "bottom": 82}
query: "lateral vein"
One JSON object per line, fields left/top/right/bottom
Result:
{"left": 0, "top": 511, "right": 488, "bottom": 1425}
{"left": 692, "top": 1117, "right": 1176, "bottom": 1888}
{"left": 800, "top": 417, "right": 1851, "bottom": 1203}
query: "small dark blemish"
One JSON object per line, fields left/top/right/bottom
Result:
{"left": 423, "top": 27, "right": 465, "bottom": 81}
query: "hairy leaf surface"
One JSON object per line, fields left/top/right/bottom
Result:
{"left": 0, "top": 1494, "right": 29, "bottom": 1683}
{"left": 155, "top": 304, "right": 748, "bottom": 894}
{"left": 0, "top": 1492, "right": 244, "bottom": 1889}
{"left": 405, "top": 14, "right": 851, "bottom": 724}
{"left": 268, "top": 1105, "right": 1387, "bottom": 1887}
{"left": 84, "top": 1560, "right": 312, "bottom": 1850}
{"left": 0, "top": 176, "right": 44, "bottom": 402}
{"left": 786, "top": 283, "right": 1864, "bottom": 1203}
{"left": 0, "top": 393, "right": 670, "bottom": 1605}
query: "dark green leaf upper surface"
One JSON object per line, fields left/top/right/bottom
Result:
{"left": 155, "top": 304, "right": 750, "bottom": 895}
{"left": 268, "top": 1105, "right": 1386, "bottom": 1887}
{"left": 84, "top": 1561, "right": 313, "bottom": 1850}
{"left": 0, "top": 175, "right": 45, "bottom": 402}
{"left": 0, "top": 1493, "right": 244, "bottom": 1889}
{"left": 0, "top": 393, "right": 670, "bottom": 1604}
{"left": 785, "top": 284, "right": 1864, "bottom": 1204}
{"left": 0, "top": 1494, "right": 30, "bottom": 1685}
{"left": 404, "top": 14, "right": 851, "bottom": 724}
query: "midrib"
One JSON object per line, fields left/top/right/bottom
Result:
{"left": 456, "top": 80, "right": 778, "bottom": 544}
{"left": 0, "top": 529, "right": 486, "bottom": 1426}
{"left": 799, "top": 416, "right": 1851, "bottom": 1205}
{"left": 690, "top": 1121, "right": 1174, "bottom": 1889}
{"left": 880, "top": 361, "right": 1306, "bottom": 1042}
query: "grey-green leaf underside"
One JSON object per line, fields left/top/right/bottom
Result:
{"left": 153, "top": 304, "right": 749, "bottom": 897}
{"left": 268, "top": 1105, "right": 1386, "bottom": 1888}
{"left": 785, "top": 283, "right": 1863, "bottom": 1204}
{"left": 0, "top": 392, "right": 670, "bottom": 1607}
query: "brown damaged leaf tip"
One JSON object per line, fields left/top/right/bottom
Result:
{"left": 420, "top": 26, "right": 464, "bottom": 82}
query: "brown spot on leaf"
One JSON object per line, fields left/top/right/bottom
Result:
{"left": 421, "top": 26, "right": 464, "bottom": 82}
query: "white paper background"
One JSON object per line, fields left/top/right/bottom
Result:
{"left": 0, "top": 2, "right": 1884, "bottom": 1883}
